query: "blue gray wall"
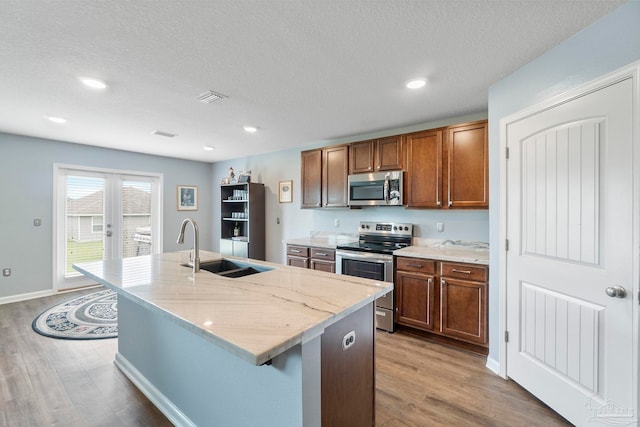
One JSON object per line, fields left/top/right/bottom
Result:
{"left": 487, "top": 0, "right": 639, "bottom": 367}
{"left": 0, "top": 132, "right": 213, "bottom": 299}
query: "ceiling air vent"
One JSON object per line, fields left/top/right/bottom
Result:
{"left": 196, "top": 90, "right": 227, "bottom": 104}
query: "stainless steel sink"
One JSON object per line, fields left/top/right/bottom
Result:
{"left": 183, "top": 259, "right": 273, "bottom": 278}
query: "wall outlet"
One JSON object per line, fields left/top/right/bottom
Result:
{"left": 436, "top": 222, "right": 444, "bottom": 232}
{"left": 3, "top": 268, "right": 11, "bottom": 277}
{"left": 334, "top": 218, "right": 340, "bottom": 228}
{"left": 342, "top": 330, "right": 356, "bottom": 351}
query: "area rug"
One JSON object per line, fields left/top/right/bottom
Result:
{"left": 32, "top": 289, "right": 118, "bottom": 340}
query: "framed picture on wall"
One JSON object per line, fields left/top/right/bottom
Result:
{"left": 279, "top": 180, "right": 292, "bottom": 203}
{"left": 177, "top": 185, "right": 198, "bottom": 211}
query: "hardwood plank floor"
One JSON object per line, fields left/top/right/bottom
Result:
{"left": 375, "top": 330, "right": 570, "bottom": 426}
{"left": 1, "top": 290, "right": 570, "bottom": 426}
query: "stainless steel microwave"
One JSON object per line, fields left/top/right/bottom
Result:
{"left": 348, "top": 171, "right": 403, "bottom": 206}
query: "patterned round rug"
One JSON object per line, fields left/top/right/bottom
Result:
{"left": 32, "top": 289, "right": 118, "bottom": 340}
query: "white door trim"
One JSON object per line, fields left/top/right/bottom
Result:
{"left": 52, "top": 163, "right": 164, "bottom": 291}
{"left": 498, "top": 59, "right": 640, "bottom": 396}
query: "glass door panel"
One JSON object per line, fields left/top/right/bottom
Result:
{"left": 65, "top": 175, "right": 106, "bottom": 277}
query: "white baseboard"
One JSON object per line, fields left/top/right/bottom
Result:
{"left": 0, "top": 289, "right": 56, "bottom": 305}
{"left": 485, "top": 356, "right": 501, "bottom": 376}
{"left": 114, "top": 353, "right": 195, "bottom": 427}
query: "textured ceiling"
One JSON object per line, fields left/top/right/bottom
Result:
{"left": 0, "top": 0, "right": 625, "bottom": 162}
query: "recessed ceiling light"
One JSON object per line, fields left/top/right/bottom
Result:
{"left": 79, "top": 77, "right": 108, "bottom": 90}
{"left": 47, "top": 116, "right": 67, "bottom": 124}
{"left": 243, "top": 126, "right": 257, "bottom": 133}
{"left": 406, "top": 78, "right": 427, "bottom": 89}
{"left": 203, "top": 146, "right": 215, "bottom": 151}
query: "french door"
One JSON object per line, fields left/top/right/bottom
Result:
{"left": 54, "top": 165, "right": 162, "bottom": 290}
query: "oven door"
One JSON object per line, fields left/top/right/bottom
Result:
{"left": 336, "top": 250, "right": 395, "bottom": 332}
{"left": 335, "top": 250, "right": 393, "bottom": 282}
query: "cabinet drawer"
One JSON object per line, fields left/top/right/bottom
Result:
{"left": 287, "top": 245, "right": 309, "bottom": 257}
{"left": 440, "top": 262, "right": 487, "bottom": 282}
{"left": 311, "top": 248, "right": 335, "bottom": 261}
{"left": 396, "top": 257, "right": 435, "bottom": 274}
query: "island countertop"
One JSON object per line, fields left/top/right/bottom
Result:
{"left": 73, "top": 250, "right": 391, "bottom": 366}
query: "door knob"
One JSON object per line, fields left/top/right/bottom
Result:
{"left": 105, "top": 230, "right": 113, "bottom": 237}
{"left": 605, "top": 285, "right": 626, "bottom": 298}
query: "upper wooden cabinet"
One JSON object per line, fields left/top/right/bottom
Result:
{"left": 349, "top": 135, "right": 404, "bottom": 174}
{"left": 301, "top": 144, "right": 349, "bottom": 208}
{"left": 302, "top": 119, "right": 487, "bottom": 209}
{"left": 301, "top": 149, "right": 323, "bottom": 208}
{"left": 405, "top": 129, "right": 444, "bottom": 208}
{"left": 405, "top": 120, "right": 488, "bottom": 209}
{"left": 445, "top": 121, "right": 488, "bottom": 208}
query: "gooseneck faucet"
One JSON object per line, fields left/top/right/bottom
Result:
{"left": 177, "top": 218, "right": 200, "bottom": 273}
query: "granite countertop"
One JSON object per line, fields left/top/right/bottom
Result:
{"left": 73, "top": 251, "right": 391, "bottom": 366}
{"left": 285, "top": 233, "right": 358, "bottom": 249}
{"left": 394, "top": 240, "right": 489, "bottom": 265}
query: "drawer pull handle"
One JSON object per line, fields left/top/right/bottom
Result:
{"left": 406, "top": 263, "right": 423, "bottom": 268}
{"left": 452, "top": 268, "right": 472, "bottom": 274}
{"left": 291, "top": 249, "right": 301, "bottom": 253}
{"left": 315, "top": 252, "right": 327, "bottom": 256}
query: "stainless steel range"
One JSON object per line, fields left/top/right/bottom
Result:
{"left": 336, "top": 221, "right": 413, "bottom": 332}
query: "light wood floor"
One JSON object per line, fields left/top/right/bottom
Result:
{"left": 1, "top": 289, "right": 570, "bottom": 426}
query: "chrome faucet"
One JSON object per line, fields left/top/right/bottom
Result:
{"left": 177, "top": 218, "right": 200, "bottom": 273}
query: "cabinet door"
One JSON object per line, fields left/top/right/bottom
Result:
{"left": 349, "top": 140, "right": 374, "bottom": 174}
{"left": 376, "top": 135, "right": 403, "bottom": 171}
{"left": 405, "top": 129, "right": 443, "bottom": 208}
{"left": 311, "top": 259, "right": 335, "bottom": 273}
{"left": 287, "top": 256, "right": 309, "bottom": 269}
{"left": 395, "top": 271, "right": 436, "bottom": 331}
{"left": 446, "top": 121, "right": 488, "bottom": 208}
{"left": 301, "top": 149, "right": 322, "bottom": 208}
{"left": 440, "top": 278, "right": 487, "bottom": 345}
{"left": 322, "top": 145, "right": 349, "bottom": 207}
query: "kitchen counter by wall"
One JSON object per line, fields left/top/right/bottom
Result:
{"left": 394, "top": 239, "right": 489, "bottom": 265}
{"left": 285, "top": 232, "right": 358, "bottom": 249}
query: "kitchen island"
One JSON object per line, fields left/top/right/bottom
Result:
{"left": 74, "top": 250, "right": 390, "bottom": 427}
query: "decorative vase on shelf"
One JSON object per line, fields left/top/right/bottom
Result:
{"left": 233, "top": 223, "right": 240, "bottom": 237}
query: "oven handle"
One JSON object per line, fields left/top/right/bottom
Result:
{"left": 336, "top": 250, "right": 393, "bottom": 262}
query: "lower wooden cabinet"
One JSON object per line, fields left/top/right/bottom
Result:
{"left": 395, "top": 256, "right": 489, "bottom": 349}
{"left": 286, "top": 244, "right": 336, "bottom": 272}
{"left": 395, "top": 258, "right": 436, "bottom": 331}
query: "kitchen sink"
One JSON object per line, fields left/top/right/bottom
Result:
{"left": 183, "top": 259, "right": 273, "bottom": 278}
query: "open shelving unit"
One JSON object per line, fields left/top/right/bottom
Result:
{"left": 220, "top": 182, "right": 265, "bottom": 260}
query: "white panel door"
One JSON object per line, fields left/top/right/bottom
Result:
{"left": 506, "top": 77, "right": 637, "bottom": 425}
